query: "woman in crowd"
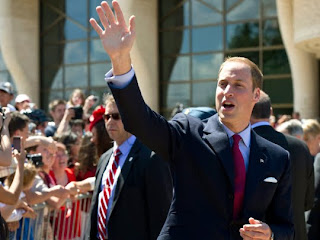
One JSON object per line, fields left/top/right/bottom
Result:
{"left": 74, "top": 132, "right": 98, "bottom": 181}
{"left": 50, "top": 142, "right": 81, "bottom": 240}
{"left": 67, "top": 89, "right": 97, "bottom": 121}
{"left": 89, "top": 105, "right": 112, "bottom": 157}
{"left": 55, "top": 131, "right": 81, "bottom": 169}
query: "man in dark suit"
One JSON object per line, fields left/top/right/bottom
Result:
{"left": 89, "top": 1, "right": 294, "bottom": 239}
{"left": 86, "top": 95, "right": 172, "bottom": 240}
{"left": 251, "top": 91, "right": 314, "bottom": 240}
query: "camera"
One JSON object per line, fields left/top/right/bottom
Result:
{"left": 93, "top": 96, "right": 99, "bottom": 102}
{"left": 71, "top": 106, "right": 83, "bottom": 120}
{"left": 27, "top": 153, "right": 43, "bottom": 168}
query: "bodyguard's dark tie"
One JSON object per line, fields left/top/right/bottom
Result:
{"left": 232, "top": 134, "right": 246, "bottom": 219}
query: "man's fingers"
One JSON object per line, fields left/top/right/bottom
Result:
{"left": 113, "top": 1, "right": 126, "bottom": 26}
{"left": 240, "top": 228, "right": 266, "bottom": 240}
{"left": 101, "top": 1, "right": 116, "bottom": 24}
{"left": 96, "top": 6, "right": 110, "bottom": 30}
{"left": 89, "top": 18, "right": 103, "bottom": 36}
{"left": 128, "top": 15, "right": 136, "bottom": 36}
{"left": 249, "top": 217, "right": 261, "bottom": 225}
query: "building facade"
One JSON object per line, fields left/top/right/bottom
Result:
{"left": 0, "top": 0, "right": 319, "bottom": 119}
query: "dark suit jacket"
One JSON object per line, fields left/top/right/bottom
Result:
{"left": 306, "top": 153, "right": 320, "bottom": 240}
{"left": 253, "top": 125, "right": 314, "bottom": 240}
{"left": 110, "top": 76, "right": 294, "bottom": 240}
{"left": 87, "top": 139, "right": 173, "bottom": 240}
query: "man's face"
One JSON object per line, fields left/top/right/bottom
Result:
{"left": 104, "top": 102, "right": 128, "bottom": 145}
{"left": 13, "top": 124, "right": 29, "bottom": 143}
{"left": 215, "top": 61, "right": 260, "bottom": 132}
{"left": 51, "top": 104, "right": 66, "bottom": 123}
{"left": 0, "top": 90, "right": 11, "bottom": 107}
{"left": 16, "top": 101, "right": 30, "bottom": 111}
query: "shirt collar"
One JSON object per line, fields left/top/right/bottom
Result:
{"left": 220, "top": 120, "right": 251, "bottom": 148}
{"left": 113, "top": 135, "right": 136, "bottom": 156}
{"left": 251, "top": 121, "right": 270, "bottom": 129}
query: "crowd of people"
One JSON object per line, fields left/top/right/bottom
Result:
{"left": 0, "top": 1, "right": 320, "bottom": 240}
{"left": 0, "top": 85, "right": 116, "bottom": 239}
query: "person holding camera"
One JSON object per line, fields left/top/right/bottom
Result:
{"left": 23, "top": 136, "right": 70, "bottom": 208}
{"left": 0, "top": 107, "right": 13, "bottom": 166}
{"left": 67, "top": 88, "right": 98, "bottom": 121}
{"left": 0, "top": 110, "right": 27, "bottom": 239}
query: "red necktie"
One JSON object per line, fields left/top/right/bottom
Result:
{"left": 98, "top": 148, "right": 122, "bottom": 240}
{"left": 232, "top": 134, "right": 246, "bottom": 219}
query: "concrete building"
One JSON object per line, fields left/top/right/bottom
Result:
{"left": 0, "top": 0, "right": 319, "bottom": 119}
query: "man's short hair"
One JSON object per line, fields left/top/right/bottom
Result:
{"left": 251, "top": 91, "right": 271, "bottom": 119}
{"left": 9, "top": 112, "right": 30, "bottom": 136}
{"left": 104, "top": 94, "right": 116, "bottom": 106}
{"left": 219, "top": 57, "right": 263, "bottom": 90}
{"left": 277, "top": 119, "right": 304, "bottom": 138}
{"left": 48, "top": 99, "right": 66, "bottom": 112}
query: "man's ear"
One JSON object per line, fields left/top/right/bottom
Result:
{"left": 253, "top": 88, "right": 260, "bottom": 102}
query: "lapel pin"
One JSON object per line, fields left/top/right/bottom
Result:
{"left": 260, "top": 159, "right": 264, "bottom": 163}
{"left": 129, "top": 157, "right": 133, "bottom": 162}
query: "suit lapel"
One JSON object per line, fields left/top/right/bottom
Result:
{"left": 96, "top": 150, "right": 113, "bottom": 192}
{"left": 203, "top": 114, "right": 234, "bottom": 188}
{"left": 107, "top": 139, "right": 141, "bottom": 220}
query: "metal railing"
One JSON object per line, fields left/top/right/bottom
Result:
{"left": 11, "top": 192, "right": 92, "bottom": 240}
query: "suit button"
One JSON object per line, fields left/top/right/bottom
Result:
{"left": 228, "top": 194, "right": 234, "bottom": 200}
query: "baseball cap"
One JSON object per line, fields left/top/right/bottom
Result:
{"left": 15, "top": 94, "right": 31, "bottom": 103}
{"left": 182, "top": 107, "right": 217, "bottom": 120}
{"left": 23, "top": 109, "right": 49, "bottom": 126}
{"left": 0, "top": 82, "right": 14, "bottom": 95}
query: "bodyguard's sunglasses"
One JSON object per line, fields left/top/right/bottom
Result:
{"left": 104, "top": 113, "right": 121, "bottom": 121}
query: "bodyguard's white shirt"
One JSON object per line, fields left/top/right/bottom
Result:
{"left": 98, "top": 135, "right": 136, "bottom": 226}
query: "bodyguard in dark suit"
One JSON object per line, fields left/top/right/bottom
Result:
{"left": 87, "top": 95, "right": 172, "bottom": 240}
{"left": 251, "top": 91, "right": 314, "bottom": 240}
{"left": 89, "top": 1, "right": 294, "bottom": 239}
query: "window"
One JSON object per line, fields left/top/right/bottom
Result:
{"left": 40, "top": 0, "right": 112, "bottom": 110}
{"left": 159, "top": 0, "right": 292, "bottom": 118}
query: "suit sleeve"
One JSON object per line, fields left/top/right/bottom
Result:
{"left": 110, "top": 75, "right": 188, "bottom": 162}
{"left": 144, "top": 152, "right": 173, "bottom": 239}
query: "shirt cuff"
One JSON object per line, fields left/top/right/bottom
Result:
{"left": 105, "top": 67, "right": 135, "bottom": 89}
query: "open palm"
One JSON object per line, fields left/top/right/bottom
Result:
{"left": 90, "top": 1, "right": 135, "bottom": 60}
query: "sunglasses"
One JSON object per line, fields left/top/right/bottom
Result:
{"left": 104, "top": 113, "right": 121, "bottom": 121}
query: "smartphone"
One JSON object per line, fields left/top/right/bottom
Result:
{"left": 71, "top": 106, "right": 83, "bottom": 120}
{"left": 12, "top": 136, "right": 21, "bottom": 152}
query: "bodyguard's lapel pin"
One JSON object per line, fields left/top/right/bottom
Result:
{"left": 129, "top": 157, "right": 133, "bottom": 162}
{"left": 260, "top": 159, "right": 265, "bottom": 163}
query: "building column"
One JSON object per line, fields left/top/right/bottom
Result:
{"left": 276, "top": 0, "right": 319, "bottom": 119}
{"left": 0, "top": 0, "right": 40, "bottom": 106}
{"left": 119, "top": 0, "right": 159, "bottom": 111}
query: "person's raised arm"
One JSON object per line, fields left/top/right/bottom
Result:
{"left": 0, "top": 108, "right": 12, "bottom": 166}
{"left": 0, "top": 149, "right": 25, "bottom": 205}
{"left": 89, "top": 0, "right": 135, "bottom": 75}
